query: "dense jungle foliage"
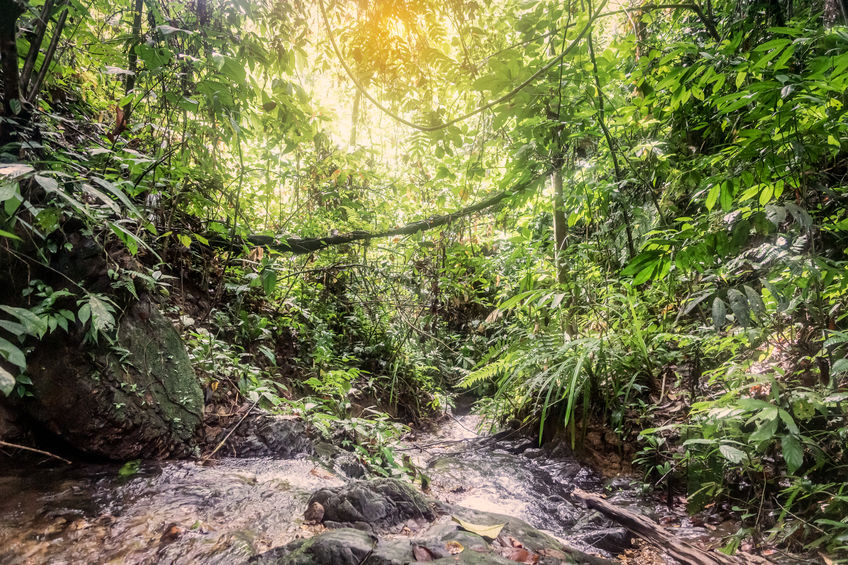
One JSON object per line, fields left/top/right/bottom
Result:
{"left": 1, "top": 0, "right": 848, "bottom": 558}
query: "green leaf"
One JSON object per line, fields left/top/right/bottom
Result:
{"left": 0, "top": 365, "right": 15, "bottom": 396}
{"left": 781, "top": 434, "right": 803, "bottom": 474}
{"left": 34, "top": 174, "right": 59, "bottom": 192}
{"left": 0, "top": 163, "right": 34, "bottom": 179}
{"left": 260, "top": 268, "right": 277, "bottom": 296}
{"left": 0, "top": 336, "right": 26, "bottom": 368}
{"left": 78, "top": 303, "right": 91, "bottom": 325}
{"left": 727, "top": 289, "right": 750, "bottom": 327}
{"left": 778, "top": 409, "right": 799, "bottom": 434}
{"left": 706, "top": 184, "right": 720, "bottom": 211}
{"left": 744, "top": 286, "right": 766, "bottom": 317}
{"left": 712, "top": 297, "right": 727, "bottom": 330}
{"left": 88, "top": 295, "right": 116, "bottom": 333}
{"left": 109, "top": 222, "right": 140, "bottom": 255}
{"left": 831, "top": 358, "right": 848, "bottom": 375}
{"left": 749, "top": 417, "right": 778, "bottom": 443}
{"left": 0, "top": 305, "right": 48, "bottom": 337}
{"left": 0, "top": 182, "right": 18, "bottom": 202}
{"left": 178, "top": 234, "right": 192, "bottom": 248}
{"left": 719, "top": 182, "right": 734, "bottom": 212}
{"left": 759, "top": 184, "right": 774, "bottom": 206}
{"left": 719, "top": 444, "right": 746, "bottom": 463}
{"left": 90, "top": 177, "right": 141, "bottom": 217}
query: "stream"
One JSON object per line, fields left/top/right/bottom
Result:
{"left": 0, "top": 409, "right": 719, "bottom": 565}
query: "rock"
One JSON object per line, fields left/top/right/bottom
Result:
{"left": 249, "top": 507, "right": 619, "bottom": 565}
{"left": 312, "top": 441, "right": 368, "bottom": 478}
{"left": 307, "top": 478, "right": 435, "bottom": 531}
{"left": 569, "top": 527, "right": 631, "bottom": 554}
{"left": 20, "top": 294, "right": 203, "bottom": 459}
{"left": 249, "top": 528, "right": 376, "bottom": 565}
{"left": 222, "top": 414, "right": 313, "bottom": 458}
{"left": 303, "top": 501, "right": 325, "bottom": 524}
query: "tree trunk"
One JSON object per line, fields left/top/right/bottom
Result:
{"left": 26, "top": 3, "right": 68, "bottom": 103}
{"left": 552, "top": 168, "right": 567, "bottom": 285}
{"left": 19, "top": 0, "right": 55, "bottom": 93}
{"left": 0, "top": 0, "right": 27, "bottom": 145}
{"left": 350, "top": 89, "right": 361, "bottom": 147}
{"left": 824, "top": 0, "right": 847, "bottom": 26}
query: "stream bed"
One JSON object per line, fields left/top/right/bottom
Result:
{"left": 0, "top": 410, "right": 718, "bottom": 565}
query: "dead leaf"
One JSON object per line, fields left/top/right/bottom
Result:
{"left": 309, "top": 467, "right": 334, "bottom": 479}
{"left": 412, "top": 545, "right": 434, "bottom": 561}
{"left": 452, "top": 516, "right": 506, "bottom": 540}
{"left": 503, "top": 547, "right": 539, "bottom": 564}
{"left": 509, "top": 536, "right": 524, "bottom": 548}
{"left": 445, "top": 540, "right": 464, "bottom": 555}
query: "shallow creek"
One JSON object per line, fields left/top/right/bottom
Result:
{"left": 0, "top": 411, "right": 712, "bottom": 564}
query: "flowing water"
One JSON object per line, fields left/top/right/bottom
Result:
{"left": 0, "top": 410, "right": 715, "bottom": 565}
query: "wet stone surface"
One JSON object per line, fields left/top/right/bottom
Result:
{"left": 0, "top": 409, "right": 707, "bottom": 564}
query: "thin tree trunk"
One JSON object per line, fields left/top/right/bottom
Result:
{"left": 107, "top": 0, "right": 143, "bottom": 141}
{"left": 27, "top": 4, "right": 69, "bottom": 103}
{"left": 350, "top": 89, "right": 361, "bottom": 147}
{"left": 824, "top": 0, "right": 847, "bottom": 26}
{"left": 552, "top": 168, "right": 567, "bottom": 285}
{"left": 586, "top": 28, "right": 635, "bottom": 260}
{"left": 20, "top": 0, "right": 55, "bottom": 93}
{"left": 0, "top": 0, "right": 27, "bottom": 144}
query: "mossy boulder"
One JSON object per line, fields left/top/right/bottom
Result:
{"left": 22, "top": 294, "right": 203, "bottom": 459}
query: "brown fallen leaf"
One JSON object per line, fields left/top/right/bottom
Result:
{"left": 503, "top": 547, "right": 539, "bottom": 564}
{"left": 509, "top": 536, "right": 524, "bottom": 548}
{"left": 412, "top": 545, "right": 434, "bottom": 561}
{"left": 309, "top": 467, "right": 334, "bottom": 479}
{"left": 160, "top": 523, "right": 184, "bottom": 544}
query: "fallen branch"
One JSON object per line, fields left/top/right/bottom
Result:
{"left": 0, "top": 439, "right": 72, "bottom": 464}
{"left": 201, "top": 399, "right": 258, "bottom": 463}
{"left": 566, "top": 488, "right": 769, "bottom": 565}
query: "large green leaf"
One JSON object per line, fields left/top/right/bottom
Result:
{"left": 0, "top": 306, "right": 48, "bottom": 337}
{"left": 781, "top": 434, "right": 803, "bottom": 474}
{"left": 0, "top": 365, "right": 15, "bottom": 396}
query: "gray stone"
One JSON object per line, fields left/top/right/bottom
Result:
{"left": 223, "top": 414, "right": 313, "bottom": 458}
{"left": 308, "top": 478, "right": 435, "bottom": 531}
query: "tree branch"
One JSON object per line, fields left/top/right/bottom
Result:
{"left": 211, "top": 172, "right": 547, "bottom": 254}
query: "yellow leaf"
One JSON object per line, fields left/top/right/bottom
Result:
{"left": 451, "top": 516, "right": 506, "bottom": 540}
{"left": 445, "top": 540, "right": 464, "bottom": 555}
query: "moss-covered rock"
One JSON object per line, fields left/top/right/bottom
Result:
{"left": 22, "top": 294, "right": 203, "bottom": 459}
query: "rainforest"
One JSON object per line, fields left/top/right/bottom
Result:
{"left": 1, "top": 0, "right": 847, "bottom": 563}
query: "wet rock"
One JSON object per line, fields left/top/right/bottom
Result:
{"left": 307, "top": 478, "right": 435, "bottom": 531}
{"left": 303, "top": 501, "right": 325, "bottom": 524}
{"left": 222, "top": 414, "right": 313, "bottom": 458}
{"left": 20, "top": 294, "right": 203, "bottom": 459}
{"left": 569, "top": 527, "right": 631, "bottom": 554}
{"left": 249, "top": 528, "right": 376, "bottom": 565}
{"left": 312, "top": 442, "right": 368, "bottom": 478}
{"left": 251, "top": 505, "right": 618, "bottom": 565}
